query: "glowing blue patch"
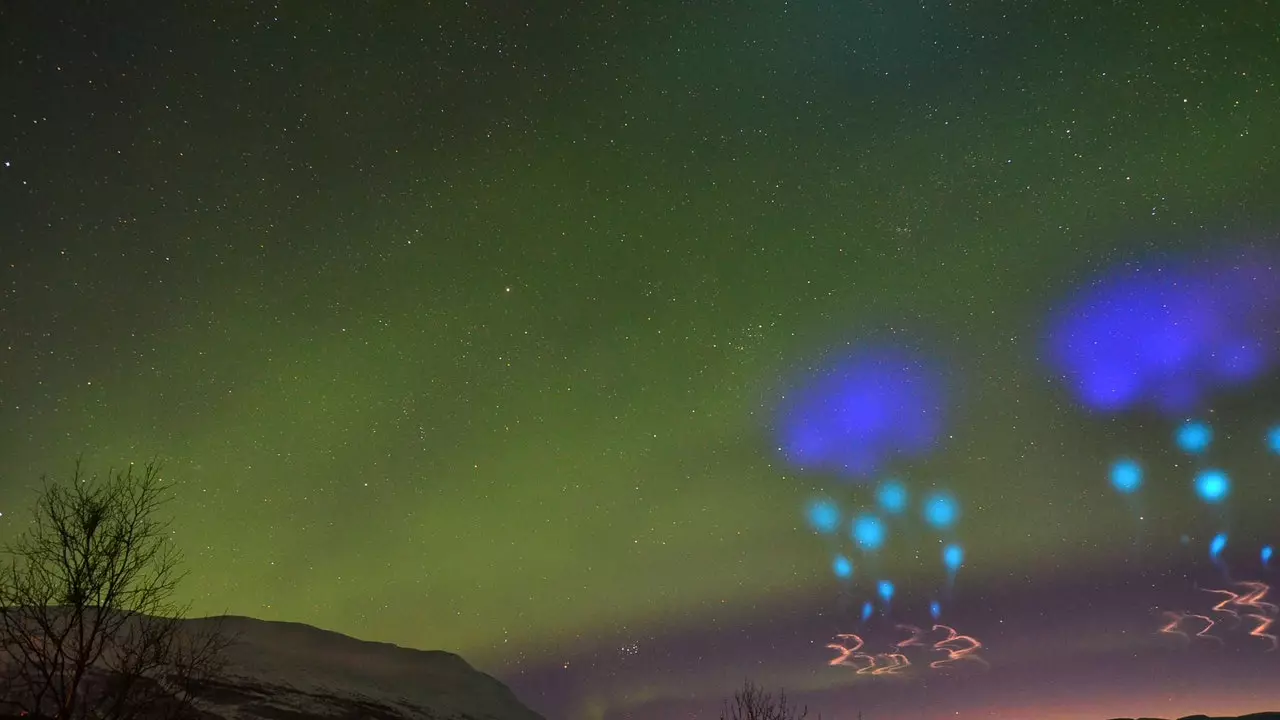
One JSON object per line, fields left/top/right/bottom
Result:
{"left": 1209, "top": 533, "right": 1228, "bottom": 561}
{"left": 852, "top": 515, "right": 887, "bottom": 551}
{"left": 922, "top": 491, "right": 960, "bottom": 530}
{"left": 877, "top": 480, "right": 909, "bottom": 515}
{"left": 1262, "top": 545, "right": 1273, "bottom": 567}
{"left": 833, "top": 554, "right": 854, "bottom": 579}
{"left": 1109, "top": 458, "right": 1143, "bottom": 494}
{"left": 774, "top": 346, "right": 948, "bottom": 479}
{"left": 861, "top": 601, "right": 874, "bottom": 622}
{"left": 806, "top": 498, "right": 841, "bottom": 534}
{"left": 1268, "top": 425, "right": 1280, "bottom": 455}
{"left": 930, "top": 600, "right": 941, "bottom": 620}
{"left": 1194, "top": 469, "right": 1231, "bottom": 504}
{"left": 1175, "top": 420, "right": 1213, "bottom": 454}
{"left": 877, "top": 580, "right": 895, "bottom": 604}
{"left": 1042, "top": 249, "right": 1280, "bottom": 415}
{"left": 943, "top": 543, "right": 964, "bottom": 572}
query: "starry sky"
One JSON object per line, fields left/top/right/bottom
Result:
{"left": 3, "top": 2, "right": 1280, "bottom": 719}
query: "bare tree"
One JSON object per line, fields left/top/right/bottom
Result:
{"left": 721, "top": 681, "right": 818, "bottom": 720}
{"left": 0, "top": 460, "right": 233, "bottom": 720}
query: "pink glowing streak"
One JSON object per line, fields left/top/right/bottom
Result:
{"left": 826, "top": 633, "right": 914, "bottom": 675}
{"left": 1157, "top": 611, "right": 1221, "bottom": 644}
{"left": 929, "top": 624, "right": 988, "bottom": 670}
{"left": 869, "top": 653, "right": 912, "bottom": 675}
{"left": 826, "top": 633, "right": 866, "bottom": 667}
{"left": 1202, "top": 581, "right": 1277, "bottom": 643}
{"left": 893, "top": 624, "right": 930, "bottom": 649}
{"left": 827, "top": 633, "right": 882, "bottom": 673}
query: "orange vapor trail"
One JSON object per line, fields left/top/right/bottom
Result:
{"left": 930, "top": 624, "right": 987, "bottom": 670}
{"left": 1202, "top": 587, "right": 1242, "bottom": 621}
{"left": 1244, "top": 613, "right": 1278, "bottom": 651}
{"left": 1234, "top": 581, "right": 1278, "bottom": 615}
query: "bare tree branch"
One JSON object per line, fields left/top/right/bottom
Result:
{"left": 0, "top": 459, "right": 234, "bottom": 720}
{"left": 721, "top": 681, "right": 817, "bottom": 720}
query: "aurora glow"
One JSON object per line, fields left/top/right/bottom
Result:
{"left": 4, "top": 3, "right": 1280, "bottom": 720}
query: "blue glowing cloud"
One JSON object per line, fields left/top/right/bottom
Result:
{"left": 1263, "top": 545, "right": 1274, "bottom": 568}
{"left": 852, "top": 514, "right": 887, "bottom": 551}
{"left": 930, "top": 600, "right": 941, "bottom": 620}
{"left": 922, "top": 491, "right": 960, "bottom": 530}
{"left": 833, "top": 554, "right": 854, "bottom": 579}
{"left": 943, "top": 543, "right": 964, "bottom": 573}
{"left": 1043, "top": 249, "right": 1280, "bottom": 415}
{"left": 877, "top": 580, "right": 895, "bottom": 605}
{"left": 1209, "top": 533, "right": 1228, "bottom": 562}
{"left": 876, "top": 479, "right": 909, "bottom": 515}
{"left": 1268, "top": 425, "right": 1280, "bottom": 455}
{"left": 1109, "top": 458, "right": 1143, "bottom": 494}
{"left": 1194, "top": 469, "right": 1231, "bottom": 504}
{"left": 1175, "top": 420, "right": 1213, "bottom": 454}
{"left": 774, "top": 345, "right": 948, "bottom": 480}
{"left": 861, "top": 601, "right": 874, "bottom": 622}
{"left": 806, "top": 498, "right": 841, "bottom": 534}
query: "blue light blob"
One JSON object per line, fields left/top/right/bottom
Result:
{"left": 1262, "top": 545, "right": 1273, "bottom": 568}
{"left": 1268, "top": 425, "right": 1280, "bottom": 455}
{"left": 922, "top": 491, "right": 960, "bottom": 530}
{"left": 1042, "top": 249, "right": 1280, "bottom": 415}
{"left": 1109, "top": 458, "right": 1143, "bottom": 494}
{"left": 930, "top": 600, "right": 941, "bottom": 620}
{"left": 1194, "top": 469, "right": 1231, "bottom": 504}
{"left": 877, "top": 580, "right": 895, "bottom": 605}
{"left": 877, "top": 480, "right": 909, "bottom": 515}
{"left": 852, "top": 514, "right": 887, "bottom": 551}
{"left": 1175, "top": 420, "right": 1213, "bottom": 454}
{"left": 861, "top": 601, "right": 874, "bottom": 622}
{"left": 833, "top": 554, "right": 854, "bottom": 579}
{"left": 1209, "top": 533, "right": 1228, "bottom": 562}
{"left": 774, "top": 346, "right": 948, "bottom": 479}
{"left": 943, "top": 543, "right": 964, "bottom": 573}
{"left": 806, "top": 498, "right": 841, "bottom": 534}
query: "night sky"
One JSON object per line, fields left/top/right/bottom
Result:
{"left": 3, "top": 2, "right": 1280, "bottom": 719}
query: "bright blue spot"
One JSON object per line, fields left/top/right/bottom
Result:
{"left": 1268, "top": 425, "right": 1280, "bottom": 455}
{"left": 877, "top": 480, "right": 909, "bottom": 515}
{"left": 943, "top": 543, "right": 964, "bottom": 573}
{"left": 1263, "top": 545, "right": 1273, "bottom": 567}
{"left": 930, "top": 600, "right": 941, "bottom": 620}
{"left": 1209, "top": 533, "right": 1228, "bottom": 561}
{"left": 1175, "top": 420, "right": 1213, "bottom": 454}
{"left": 833, "top": 554, "right": 854, "bottom": 579}
{"left": 1194, "top": 469, "right": 1231, "bottom": 504}
{"left": 852, "top": 515, "right": 887, "bottom": 551}
{"left": 806, "top": 498, "right": 841, "bottom": 534}
{"left": 1110, "top": 458, "right": 1143, "bottom": 494}
{"left": 1042, "top": 249, "right": 1280, "bottom": 415}
{"left": 922, "top": 491, "right": 960, "bottom": 530}
{"left": 774, "top": 345, "right": 949, "bottom": 479}
{"left": 861, "top": 601, "right": 874, "bottom": 622}
{"left": 877, "top": 580, "right": 895, "bottom": 604}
